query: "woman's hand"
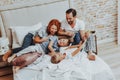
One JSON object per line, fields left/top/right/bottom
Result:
{"left": 48, "top": 41, "right": 55, "bottom": 53}
{"left": 33, "top": 35, "right": 41, "bottom": 43}
{"left": 65, "top": 31, "right": 74, "bottom": 37}
{"left": 33, "top": 36, "right": 50, "bottom": 43}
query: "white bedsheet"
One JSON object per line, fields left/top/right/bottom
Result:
{"left": 14, "top": 49, "right": 116, "bottom": 80}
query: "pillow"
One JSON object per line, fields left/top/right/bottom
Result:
{"left": 11, "top": 22, "right": 42, "bottom": 46}
{"left": 12, "top": 52, "right": 42, "bottom": 69}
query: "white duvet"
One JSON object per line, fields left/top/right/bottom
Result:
{"left": 14, "top": 48, "right": 116, "bottom": 80}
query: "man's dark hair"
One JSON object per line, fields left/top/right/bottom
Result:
{"left": 66, "top": 8, "right": 77, "bottom": 17}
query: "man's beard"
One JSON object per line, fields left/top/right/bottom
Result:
{"left": 68, "top": 21, "right": 73, "bottom": 25}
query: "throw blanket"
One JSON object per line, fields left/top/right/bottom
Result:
{"left": 14, "top": 48, "right": 115, "bottom": 80}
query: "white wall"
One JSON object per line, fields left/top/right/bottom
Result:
{"left": 1, "top": 1, "right": 68, "bottom": 26}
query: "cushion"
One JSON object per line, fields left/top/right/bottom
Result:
{"left": 11, "top": 22, "right": 42, "bottom": 46}
{"left": 12, "top": 52, "right": 42, "bottom": 69}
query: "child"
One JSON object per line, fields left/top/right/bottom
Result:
{"left": 51, "top": 40, "right": 86, "bottom": 64}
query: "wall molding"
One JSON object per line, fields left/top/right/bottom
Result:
{"left": 0, "top": 0, "right": 67, "bottom": 12}
{"left": 118, "top": 0, "right": 120, "bottom": 45}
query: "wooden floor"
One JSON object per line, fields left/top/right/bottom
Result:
{"left": 0, "top": 41, "right": 120, "bottom": 80}
{"left": 98, "top": 41, "right": 120, "bottom": 80}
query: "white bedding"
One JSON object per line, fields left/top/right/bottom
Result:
{"left": 14, "top": 48, "right": 115, "bottom": 80}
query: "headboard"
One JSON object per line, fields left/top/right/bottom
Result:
{"left": 0, "top": 0, "right": 71, "bottom": 47}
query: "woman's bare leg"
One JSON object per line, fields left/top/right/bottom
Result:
{"left": 8, "top": 54, "right": 17, "bottom": 63}
{"left": 2, "top": 50, "right": 12, "bottom": 61}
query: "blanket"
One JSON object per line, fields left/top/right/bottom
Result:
{"left": 14, "top": 48, "right": 115, "bottom": 80}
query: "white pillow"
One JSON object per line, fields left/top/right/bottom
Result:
{"left": 11, "top": 22, "right": 42, "bottom": 46}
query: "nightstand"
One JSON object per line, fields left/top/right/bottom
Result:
{"left": 0, "top": 37, "right": 9, "bottom": 55}
{"left": 0, "top": 37, "right": 12, "bottom": 77}
{"left": 0, "top": 37, "right": 9, "bottom": 68}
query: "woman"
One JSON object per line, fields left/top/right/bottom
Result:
{"left": 3, "top": 19, "right": 61, "bottom": 61}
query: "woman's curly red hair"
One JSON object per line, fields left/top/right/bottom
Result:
{"left": 47, "top": 19, "right": 61, "bottom": 35}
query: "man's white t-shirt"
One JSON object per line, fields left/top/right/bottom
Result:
{"left": 61, "top": 18, "right": 85, "bottom": 33}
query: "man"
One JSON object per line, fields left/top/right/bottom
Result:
{"left": 58, "top": 8, "right": 85, "bottom": 45}
{"left": 58, "top": 8, "right": 96, "bottom": 60}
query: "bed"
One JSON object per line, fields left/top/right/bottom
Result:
{"left": 0, "top": 0, "right": 115, "bottom": 80}
{"left": 13, "top": 48, "right": 115, "bottom": 80}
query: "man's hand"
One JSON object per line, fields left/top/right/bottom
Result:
{"left": 33, "top": 36, "right": 51, "bottom": 43}
{"left": 65, "top": 31, "right": 74, "bottom": 37}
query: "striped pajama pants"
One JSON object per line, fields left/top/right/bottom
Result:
{"left": 84, "top": 34, "right": 96, "bottom": 53}
{"left": 73, "top": 32, "right": 96, "bottom": 53}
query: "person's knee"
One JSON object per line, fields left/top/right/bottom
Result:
{"left": 26, "top": 33, "right": 33, "bottom": 37}
{"left": 75, "top": 40, "right": 80, "bottom": 44}
{"left": 74, "top": 32, "right": 81, "bottom": 44}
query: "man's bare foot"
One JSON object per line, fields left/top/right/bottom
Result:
{"left": 87, "top": 52, "right": 96, "bottom": 61}
{"left": 8, "top": 54, "right": 17, "bottom": 63}
{"left": 2, "top": 50, "right": 12, "bottom": 61}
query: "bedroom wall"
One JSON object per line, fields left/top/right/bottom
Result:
{"left": 71, "top": 0, "right": 117, "bottom": 44}
{"left": 0, "top": 0, "right": 118, "bottom": 44}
